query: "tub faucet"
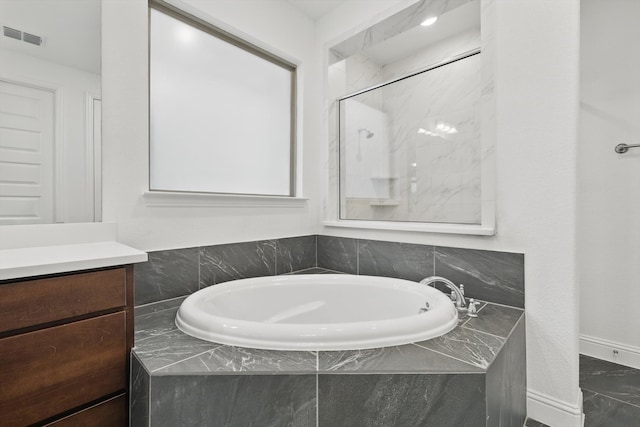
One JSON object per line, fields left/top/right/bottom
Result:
{"left": 419, "top": 276, "right": 467, "bottom": 311}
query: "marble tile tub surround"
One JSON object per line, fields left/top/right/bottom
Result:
{"left": 134, "top": 234, "right": 524, "bottom": 307}
{"left": 318, "top": 236, "right": 525, "bottom": 308}
{"left": 134, "top": 235, "right": 316, "bottom": 305}
{"left": 131, "top": 291, "right": 525, "bottom": 426}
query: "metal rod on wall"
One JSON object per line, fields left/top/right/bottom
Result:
{"left": 614, "top": 143, "right": 640, "bottom": 154}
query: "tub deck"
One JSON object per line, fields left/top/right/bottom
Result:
{"left": 131, "top": 272, "right": 526, "bottom": 427}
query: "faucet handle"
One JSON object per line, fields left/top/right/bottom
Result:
{"left": 467, "top": 299, "right": 480, "bottom": 317}
{"left": 459, "top": 284, "right": 465, "bottom": 297}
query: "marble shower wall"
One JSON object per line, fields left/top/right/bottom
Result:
{"left": 379, "top": 28, "right": 482, "bottom": 224}
{"left": 317, "top": 235, "right": 524, "bottom": 308}
{"left": 134, "top": 235, "right": 317, "bottom": 306}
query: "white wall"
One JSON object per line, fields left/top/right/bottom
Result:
{"left": 579, "top": 0, "right": 640, "bottom": 368}
{"left": 0, "top": 49, "right": 100, "bottom": 223}
{"left": 102, "top": 0, "right": 320, "bottom": 251}
{"left": 318, "top": 0, "right": 581, "bottom": 425}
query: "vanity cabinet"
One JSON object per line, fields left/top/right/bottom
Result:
{"left": 0, "top": 266, "right": 134, "bottom": 427}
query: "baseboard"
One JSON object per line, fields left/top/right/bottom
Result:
{"left": 527, "top": 389, "right": 584, "bottom": 427}
{"left": 580, "top": 334, "right": 640, "bottom": 369}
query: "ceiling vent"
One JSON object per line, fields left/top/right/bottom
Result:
{"left": 3, "top": 26, "right": 21, "bottom": 41}
{"left": 22, "top": 32, "right": 42, "bottom": 46}
{"left": 2, "top": 26, "right": 43, "bottom": 46}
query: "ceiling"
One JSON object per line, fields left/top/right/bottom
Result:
{"left": 286, "top": 0, "right": 347, "bottom": 20}
{"left": 0, "top": 0, "right": 101, "bottom": 74}
{"left": 363, "top": 0, "right": 480, "bottom": 65}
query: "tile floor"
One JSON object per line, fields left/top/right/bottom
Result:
{"left": 580, "top": 354, "right": 640, "bottom": 427}
{"left": 524, "top": 355, "right": 640, "bottom": 427}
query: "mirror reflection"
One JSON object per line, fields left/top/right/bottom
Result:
{"left": 331, "top": 0, "right": 482, "bottom": 225}
{"left": 0, "top": 0, "right": 101, "bottom": 225}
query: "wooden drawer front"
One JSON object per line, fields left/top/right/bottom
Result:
{"left": 0, "top": 312, "right": 127, "bottom": 427}
{"left": 0, "top": 268, "right": 126, "bottom": 333}
{"left": 45, "top": 394, "right": 127, "bottom": 427}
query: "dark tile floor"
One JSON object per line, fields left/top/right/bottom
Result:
{"left": 580, "top": 354, "right": 640, "bottom": 427}
{"left": 523, "top": 355, "right": 640, "bottom": 427}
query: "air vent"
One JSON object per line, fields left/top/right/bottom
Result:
{"left": 22, "top": 32, "right": 42, "bottom": 46}
{"left": 3, "top": 26, "right": 21, "bottom": 41}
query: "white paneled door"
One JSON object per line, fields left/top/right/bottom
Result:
{"left": 0, "top": 80, "right": 55, "bottom": 224}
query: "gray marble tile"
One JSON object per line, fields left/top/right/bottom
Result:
{"left": 134, "top": 247, "right": 199, "bottom": 305}
{"left": 525, "top": 419, "right": 551, "bottom": 427}
{"left": 462, "top": 303, "right": 524, "bottom": 339}
{"left": 132, "top": 329, "right": 218, "bottom": 372}
{"left": 358, "top": 239, "right": 435, "bottom": 282}
{"left": 580, "top": 355, "right": 640, "bottom": 407}
{"left": 199, "top": 240, "right": 276, "bottom": 287}
{"left": 583, "top": 389, "right": 640, "bottom": 427}
{"left": 150, "top": 374, "right": 316, "bottom": 427}
{"left": 318, "top": 344, "right": 482, "bottom": 374}
{"left": 289, "top": 267, "right": 340, "bottom": 274}
{"left": 457, "top": 301, "right": 488, "bottom": 325}
{"left": 130, "top": 353, "right": 150, "bottom": 427}
{"left": 135, "top": 295, "right": 185, "bottom": 315}
{"left": 317, "top": 235, "right": 358, "bottom": 274}
{"left": 414, "top": 326, "right": 505, "bottom": 370}
{"left": 276, "top": 235, "right": 316, "bottom": 274}
{"left": 434, "top": 246, "right": 525, "bottom": 308}
{"left": 135, "top": 304, "right": 180, "bottom": 344}
{"left": 155, "top": 345, "right": 317, "bottom": 375}
{"left": 486, "top": 316, "right": 526, "bottom": 427}
{"left": 317, "top": 373, "right": 485, "bottom": 427}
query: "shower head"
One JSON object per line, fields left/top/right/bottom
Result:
{"left": 358, "top": 128, "right": 374, "bottom": 139}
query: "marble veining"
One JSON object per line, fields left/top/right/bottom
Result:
{"left": 580, "top": 355, "right": 640, "bottom": 408}
{"left": 461, "top": 303, "right": 523, "bottom": 338}
{"left": 358, "top": 240, "right": 435, "bottom": 282}
{"left": 199, "top": 240, "right": 276, "bottom": 287}
{"left": 133, "top": 328, "right": 220, "bottom": 373}
{"left": 134, "top": 247, "right": 199, "bottom": 305}
{"left": 130, "top": 243, "right": 523, "bottom": 315}
{"left": 135, "top": 295, "right": 186, "bottom": 317}
{"left": 485, "top": 316, "right": 526, "bottom": 426}
{"left": 331, "top": 0, "right": 473, "bottom": 63}
{"left": 582, "top": 389, "right": 640, "bottom": 427}
{"left": 316, "top": 236, "right": 358, "bottom": 274}
{"left": 150, "top": 374, "right": 316, "bottom": 427}
{"left": 130, "top": 354, "right": 150, "bottom": 427}
{"left": 275, "top": 235, "right": 316, "bottom": 275}
{"left": 155, "top": 345, "right": 317, "bottom": 375}
{"left": 318, "top": 373, "right": 486, "bottom": 427}
{"left": 435, "top": 246, "right": 525, "bottom": 308}
{"left": 318, "top": 343, "right": 483, "bottom": 374}
{"left": 414, "top": 326, "right": 505, "bottom": 369}
{"left": 135, "top": 304, "right": 181, "bottom": 344}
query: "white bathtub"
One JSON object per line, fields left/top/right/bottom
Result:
{"left": 175, "top": 274, "right": 458, "bottom": 351}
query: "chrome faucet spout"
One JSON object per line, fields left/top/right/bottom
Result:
{"left": 419, "top": 276, "right": 467, "bottom": 310}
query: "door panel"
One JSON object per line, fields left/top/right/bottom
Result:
{"left": 0, "top": 80, "right": 55, "bottom": 224}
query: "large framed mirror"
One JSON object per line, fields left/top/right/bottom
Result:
{"left": 0, "top": 0, "right": 101, "bottom": 225}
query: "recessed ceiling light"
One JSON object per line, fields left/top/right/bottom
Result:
{"left": 420, "top": 16, "right": 438, "bottom": 27}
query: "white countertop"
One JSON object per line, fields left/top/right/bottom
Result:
{"left": 0, "top": 241, "right": 148, "bottom": 281}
